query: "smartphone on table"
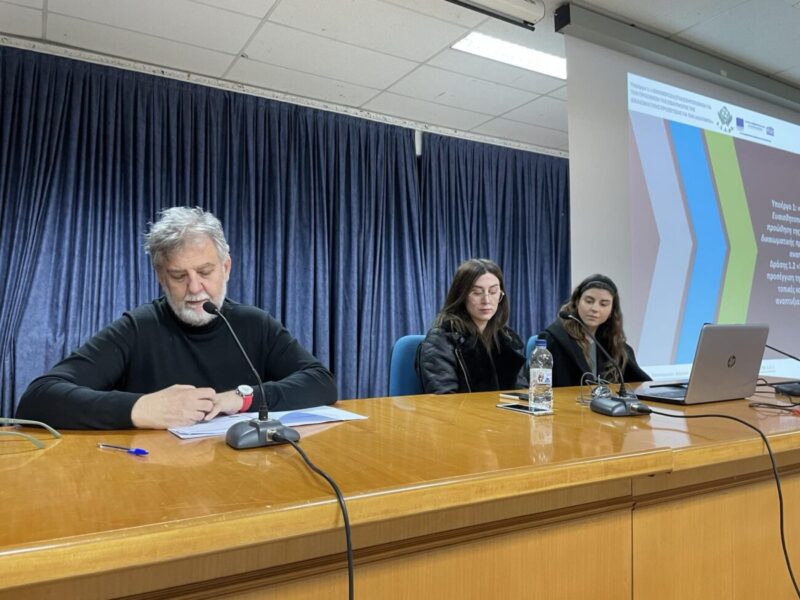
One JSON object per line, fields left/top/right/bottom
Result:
{"left": 496, "top": 392, "right": 553, "bottom": 416}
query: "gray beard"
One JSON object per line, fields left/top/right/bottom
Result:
{"left": 165, "top": 282, "right": 227, "bottom": 327}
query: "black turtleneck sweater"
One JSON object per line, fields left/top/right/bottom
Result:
{"left": 15, "top": 298, "right": 337, "bottom": 429}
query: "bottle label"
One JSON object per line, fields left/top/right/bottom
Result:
{"left": 531, "top": 368, "right": 552, "bottom": 386}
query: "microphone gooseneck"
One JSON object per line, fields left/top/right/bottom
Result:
{"left": 204, "top": 303, "right": 352, "bottom": 596}
{"left": 203, "top": 301, "right": 268, "bottom": 420}
{"left": 559, "top": 310, "right": 648, "bottom": 417}
{"left": 559, "top": 310, "right": 628, "bottom": 396}
{"left": 203, "top": 301, "right": 300, "bottom": 449}
{"left": 766, "top": 344, "right": 800, "bottom": 363}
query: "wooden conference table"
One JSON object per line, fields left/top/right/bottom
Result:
{"left": 2, "top": 387, "right": 800, "bottom": 599}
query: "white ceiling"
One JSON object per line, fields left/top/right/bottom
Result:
{"left": 1, "top": 0, "right": 799, "bottom": 156}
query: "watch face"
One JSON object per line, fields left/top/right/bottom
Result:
{"left": 237, "top": 384, "right": 254, "bottom": 396}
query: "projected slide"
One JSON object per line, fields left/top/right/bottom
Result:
{"left": 627, "top": 73, "right": 800, "bottom": 377}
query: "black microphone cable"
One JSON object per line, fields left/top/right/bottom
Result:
{"left": 561, "top": 311, "right": 631, "bottom": 396}
{"left": 629, "top": 404, "right": 800, "bottom": 598}
{"left": 578, "top": 372, "right": 612, "bottom": 404}
{"left": 275, "top": 434, "right": 354, "bottom": 600}
{"left": 764, "top": 344, "right": 800, "bottom": 398}
{"left": 750, "top": 377, "right": 800, "bottom": 411}
{"left": 559, "top": 311, "right": 642, "bottom": 416}
{"left": 749, "top": 401, "right": 800, "bottom": 412}
{"left": 202, "top": 303, "right": 352, "bottom": 594}
{"left": 767, "top": 344, "right": 800, "bottom": 363}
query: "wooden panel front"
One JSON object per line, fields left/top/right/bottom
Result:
{"left": 633, "top": 465, "right": 800, "bottom": 599}
{"left": 3, "top": 387, "right": 800, "bottom": 598}
{"left": 232, "top": 509, "right": 631, "bottom": 600}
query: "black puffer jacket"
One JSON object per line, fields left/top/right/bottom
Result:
{"left": 415, "top": 322, "right": 528, "bottom": 394}
{"left": 538, "top": 319, "right": 651, "bottom": 387}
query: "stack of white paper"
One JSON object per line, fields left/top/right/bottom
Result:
{"left": 169, "top": 405, "right": 366, "bottom": 439}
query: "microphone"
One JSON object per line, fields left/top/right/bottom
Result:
{"left": 766, "top": 343, "right": 800, "bottom": 397}
{"left": 558, "top": 310, "right": 648, "bottom": 417}
{"left": 203, "top": 301, "right": 300, "bottom": 449}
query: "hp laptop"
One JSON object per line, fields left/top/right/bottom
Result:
{"left": 635, "top": 323, "right": 769, "bottom": 405}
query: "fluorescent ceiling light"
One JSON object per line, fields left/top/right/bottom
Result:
{"left": 452, "top": 32, "right": 567, "bottom": 79}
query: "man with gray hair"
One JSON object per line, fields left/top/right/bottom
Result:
{"left": 16, "top": 207, "right": 337, "bottom": 429}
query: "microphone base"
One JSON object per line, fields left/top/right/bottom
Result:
{"left": 774, "top": 381, "right": 800, "bottom": 397}
{"left": 225, "top": 418, "right": 301, "bottom": 450}
{"left": 590, "top": 396, "right": 648, "bottom": 417}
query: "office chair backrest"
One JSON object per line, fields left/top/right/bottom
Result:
{"left": 526, "top": 335, "right": 538, "bottom": 364}
{"left": 388, "top": 335, "right": 426, "bottom": 396}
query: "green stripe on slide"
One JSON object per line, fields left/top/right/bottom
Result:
{"left": 705, "top": 131, "right": 757, "bottom": 323}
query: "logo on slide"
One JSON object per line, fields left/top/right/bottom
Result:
{"left": 717, "top": 106, "right": 734, "bottom": 133}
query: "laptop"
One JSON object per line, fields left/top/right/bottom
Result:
{"left": 635, "top": 323, "right": 769, "bottom": 405}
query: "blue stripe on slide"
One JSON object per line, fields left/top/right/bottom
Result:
{"left": 669, "top": 122, "right": 728, "bottom": 362}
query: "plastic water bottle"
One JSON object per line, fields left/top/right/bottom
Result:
{"left": 529, "top": 339, "right": 553, "bottom": 411}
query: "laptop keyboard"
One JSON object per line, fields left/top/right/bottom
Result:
{"left": 650, "top": 389, "right": 687, "bottom": 399}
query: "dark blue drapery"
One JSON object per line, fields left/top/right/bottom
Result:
{"left": 0, "top": 47, "right": 569, "bottom": 418}
{"left": 419, "top": 133, "right": 571, "bottom": 342}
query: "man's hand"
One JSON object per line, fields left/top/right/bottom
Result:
{"left": 131, "top": 384, "right": 217, "bottom": 429}
{"left": 202, "top": 390, "right": 245, "bottom": 421}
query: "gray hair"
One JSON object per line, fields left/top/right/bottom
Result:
{"left": 144, "top": 206, "right": 230, "bottom": 269}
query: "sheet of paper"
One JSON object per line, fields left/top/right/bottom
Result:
{"left": 168, "top": 405, "right": 367, "bottom": 439}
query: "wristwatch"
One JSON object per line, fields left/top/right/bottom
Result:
{"left": 236, "top": 384, "right": 254, "bottom": 413}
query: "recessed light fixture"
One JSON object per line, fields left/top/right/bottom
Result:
{"left": 452, "top": 32, "right": 567, "bottom": 79}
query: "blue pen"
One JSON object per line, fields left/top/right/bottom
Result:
{"left": 97, "top": 442, "right": 149, "bottom": 456}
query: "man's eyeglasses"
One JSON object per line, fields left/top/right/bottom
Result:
{"left": 468, "top": 288, "right": 505, "bottom": 302}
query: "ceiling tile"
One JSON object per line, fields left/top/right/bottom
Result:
{"left": 428, "top": 48, "right": 564, "bottom": 94}
{"left": 472, "top": 117, "right": 568, "bottom": 148}
{"left": 46, "top": 14, "right": 235, "bottom": 76}
{"left": 190, "top": 0, "right": 276, "bottom": 18}
{"left": 0, "top": 2, "right": 41, "bottom": 37}
{"left": 504, "top": 95, "right": 567, "bottom": 130}
{"left": 1, "top": 0, "right": 797, "bottom": 153}
{"left": 677, "top": 0, "right": 800, "bottom": 74}
{"left": 47, "top": 0, "right": 259, "bottom": 53}
{"left": 547, "top": 85, "right": 567, "bottom": 100}
{"left": 379, "top": 0, "right": 486, "bottom": 27}
{"left": 4, "top": 0, "right": 42, "bottom": 8}
{"left": 362, "top": 91, "right": 491, "bottom": 130}
{"left": 268, "top": 0, "right": 467, "bottom": 61}
{"left": 389, "top": 65, "right": 535, "bottom": 115}
{"left": 244, "top": 22, "right": 416, "bottom": 89}
{"left": 227, "top": 57, "right": 378, "bottom": 106}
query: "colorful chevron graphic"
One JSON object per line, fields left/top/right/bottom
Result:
{"left": 627, "top": 74, "right": 800, "bottom": 368}
{"left": 630, "top": 112, "right": 759, "bottom": 364}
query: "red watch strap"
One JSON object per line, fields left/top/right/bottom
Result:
{"left": 239, "top": 394, "right": 254, "bottom": 413}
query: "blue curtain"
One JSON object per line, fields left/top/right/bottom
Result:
{"left": 0, "top": 47, "right": 429, "bottom": 415}
{"left": 419, "top": 133, "right": 571, "bottom": 343}
{"left": 0, "top": 48, "right": 570, "bottom": 418}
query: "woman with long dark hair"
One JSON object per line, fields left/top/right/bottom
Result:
{"left": 415, "top": 258, "right": 527, "bottom": 393}
{"left": 539, "top": 274, "right": 650, "bottom": 387}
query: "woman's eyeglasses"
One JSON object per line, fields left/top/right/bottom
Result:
{"left": 468, "top": 288, "right": 505, "bottom": 302}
